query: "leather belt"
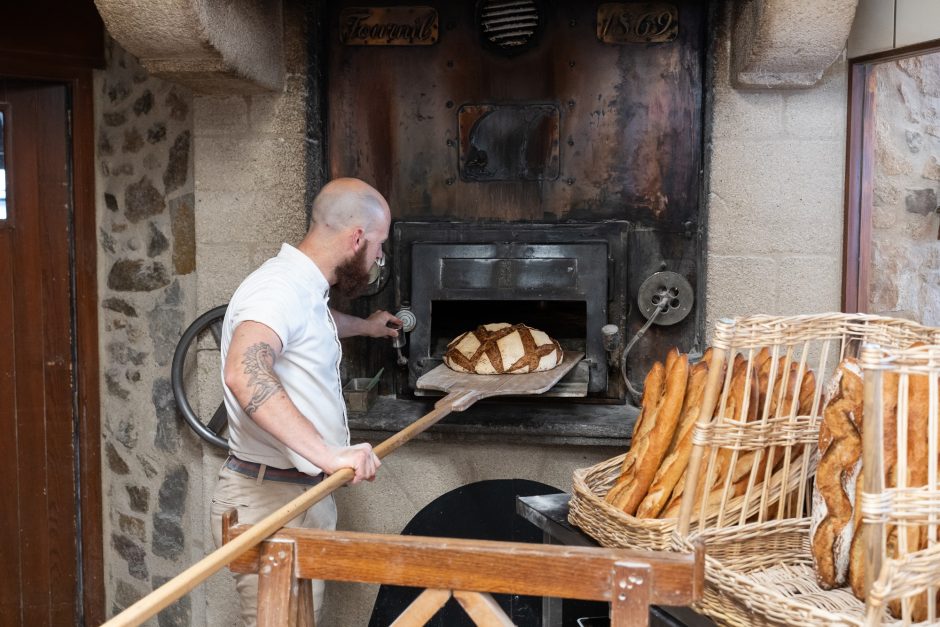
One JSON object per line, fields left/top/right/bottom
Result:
{"left": 225, "top": 455, "right": 324, "bottom": 486}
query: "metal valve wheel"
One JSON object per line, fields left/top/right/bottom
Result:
{"left": 171, "top": 304, "right": 229, "bottom": 450}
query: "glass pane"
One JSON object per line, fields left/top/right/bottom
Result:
{"left": 0, "top": 110, "right": 5, "bottom": 220}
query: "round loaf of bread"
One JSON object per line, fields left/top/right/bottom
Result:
{"left": 443, "top": 323, "right": 564, "bottom": 374}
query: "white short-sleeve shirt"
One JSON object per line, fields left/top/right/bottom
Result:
{"left": 220, "top": 243, "right": 349, "bottom": 475}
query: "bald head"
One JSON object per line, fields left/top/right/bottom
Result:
{"left": 310, "top": 178, "right": 389, "bottom": 235}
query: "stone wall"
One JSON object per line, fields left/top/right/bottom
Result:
{"left": 868, "top": 52, "right": 940, "bottom": 325}
{"left": 95, "top": 37, "right": 202, "bottom": 625}
{"left": 706, "top": 3, "right": 848, "bottom": 333}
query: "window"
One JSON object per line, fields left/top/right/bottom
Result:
{"left": 0, "top": 109, "right": 6, "bottom": 220}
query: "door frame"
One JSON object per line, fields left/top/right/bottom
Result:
{"left": 842, "top": 37, "right": 940, "bottom": 312}
{"left": 0, "top": 59, "right": 104, "bottom": 625}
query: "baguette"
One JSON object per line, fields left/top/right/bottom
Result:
{"left": 607, "top": 349, "right": 689, "bottom": 515}
{"left": 607, "top": 358, "right": 665, "bottom": 505}
{"left": 895, "top": 368, "right": 931, "bottom": 620}
{"left": 799, "top": 369, "right": 817, "bottom": 415}
{"left": 630, "top": 361, "right": 666, "bottom": 440}
{"left": 660, "top": 456, "right": 800, "bottom": 520}
{"left": 662, "top": 353, "right": 759, "bottom": 517}
{"left": 746, "top": 361, "right": 816, "bottom": 491}
{"left": 636, "top": 355, "right": 710, "bottom": 518}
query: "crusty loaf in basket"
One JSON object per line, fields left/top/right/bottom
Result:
{"left": 569, "top": 447, "right": 809, "bottom": 552}
{"left": 668, "top": 314, "right": 940, "bottom": 627}
{"left": 570, "top": 337, "right": 819, "bottom": 552}
{"left": 858, "top": 343, "right": 940, "bottom": 625}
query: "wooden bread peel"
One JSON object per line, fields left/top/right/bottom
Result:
{"left": 416, "top": 351, "right": 585, "bottom": 405}
{"left": 103, "top": 351, "right": 583, "bottom": 627}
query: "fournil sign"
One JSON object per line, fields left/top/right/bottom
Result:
{"left": 340, "top": 6, "right": 439, "bottom": 46}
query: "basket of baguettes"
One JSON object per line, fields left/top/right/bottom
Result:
{"left": 570, "top": 312, "right": 940, "bottom": 626}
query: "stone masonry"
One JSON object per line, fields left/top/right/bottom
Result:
{"left": 869, "top": 52, "right": 940, "bottom": 325}
{"left": 95, "top": 36, "right": 201, "bottom": 626}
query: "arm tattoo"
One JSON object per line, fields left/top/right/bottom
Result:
{"left": 241, "top": 342, "right": 283, "bottom": 416}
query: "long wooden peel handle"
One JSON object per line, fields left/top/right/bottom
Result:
{"left": 102, "top": 393, "right": 470, "bottom": 627}
{"left": 374, "top": 390, "right": 479, "bottom": 458}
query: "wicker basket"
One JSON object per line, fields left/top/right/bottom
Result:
{"left": 858, "top": 343, "right": 940, "bottom": 625}
{"left": 570, "top": 453, "right": 679, "bottom": 550}
{"left": 569, "top": 312, "right": 913, "bottom": 552}
{"left": 570, "top": 447, "right": 811, "bottom": 552}
{"left": 670, "top": 314, "right": 940, "bottom": 626}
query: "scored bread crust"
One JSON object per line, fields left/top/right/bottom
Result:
{"left": 443, "top": 322, "right": 563, "bottom": 374}
{"left": 810, "top": 358, "right": 864, "bottom": 589}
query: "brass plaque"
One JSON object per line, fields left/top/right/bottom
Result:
{"left": 339, "top": 6, "right": 439, "bottom": 46}
{"left": 597, "top": 3, "right": 678, "bottom": 44}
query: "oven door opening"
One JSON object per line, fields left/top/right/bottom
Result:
{"left": 429, "top": 299, "right": 587, "bottom": 357}
{"left": 406, "top": 299, "right": 591, "bottom": 399}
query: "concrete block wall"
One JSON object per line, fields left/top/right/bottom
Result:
{"left": 190, "top": 2, "right": 311, "bottom": 625}
{"left": 705, "top": 4, "right": 848, "bottom": 336}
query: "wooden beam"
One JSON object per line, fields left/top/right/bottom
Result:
{"left": 389, "top": 589, "right": 451, "bottom": 627}
{"left": 224, "top": 524, "right": 700, "bottom": 607}
{"left": 453, "top": 591, "right": 514, "bottom": 627}
{"left": 257, "top": 541, "right": 297, "bottom": 627}
{"left": 291, "top": 579, "right": 315, "bottom": 627}
{"left": 610, "top": 562, "right": 651, "bottom": 627}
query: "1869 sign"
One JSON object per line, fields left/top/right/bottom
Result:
{"left": 340, "top": 6, "right": 439, "bottom": 46}
{"left": 596, "top": 3, "right": 678, "bottom": 44}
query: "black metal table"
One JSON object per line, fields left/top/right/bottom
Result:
{"left": 516, "top": 493, "right": 716, "bottom": 627}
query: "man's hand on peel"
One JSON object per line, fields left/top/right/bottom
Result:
{"left": 363, "top": 310, "right": 403, "bottom": 339}
{"left": 326, "top": 443, "right": 381, "bottom": 484}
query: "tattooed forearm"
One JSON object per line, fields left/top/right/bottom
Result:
{"left": 241, "top": 342, "right": 283, "bottom": 416}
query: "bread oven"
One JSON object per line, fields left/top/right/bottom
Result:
{"left": 393, "top": 221, "right": 630, "bottom": 401}
{"left": 323, "top": 0, "right": 709, "bottom": 427}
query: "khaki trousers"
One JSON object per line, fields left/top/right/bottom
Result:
{"left": 210, "top": 465, "right": 337, "bottom": 627}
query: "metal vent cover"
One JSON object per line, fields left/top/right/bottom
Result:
{"left": 478, "top": 0, "right": 540, "bottom": 53}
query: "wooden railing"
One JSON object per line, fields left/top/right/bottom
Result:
{"left": 222, "top": 510, "right": 705, "bottom": 627}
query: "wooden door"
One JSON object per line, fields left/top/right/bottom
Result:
{"left": 0, "top": 79, "right": 80, "bottom": 626}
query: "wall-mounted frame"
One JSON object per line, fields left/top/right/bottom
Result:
{"left": 842, "top": 37, "right": 940, "bottom": 312}
{"left": 0, "top": 103, "right": 10, "bottom": 227}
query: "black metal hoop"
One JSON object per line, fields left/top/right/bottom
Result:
{"left": 171, "top": 304, "right": 229, "bottom": 450}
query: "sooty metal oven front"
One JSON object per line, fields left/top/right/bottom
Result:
{"left": 392, "top": 221, "right": 630, "bottom": 402}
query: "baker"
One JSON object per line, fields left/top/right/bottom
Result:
{"left": 209, "top": 177, "right": 402, "bottom": 626}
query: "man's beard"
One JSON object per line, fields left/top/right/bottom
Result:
{"left": 334, "top": 243, "right": 372, "bottom": 298}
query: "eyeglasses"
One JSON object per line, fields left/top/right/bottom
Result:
{"left": 375, "top": 251, "right": 386, "bottom": 268}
